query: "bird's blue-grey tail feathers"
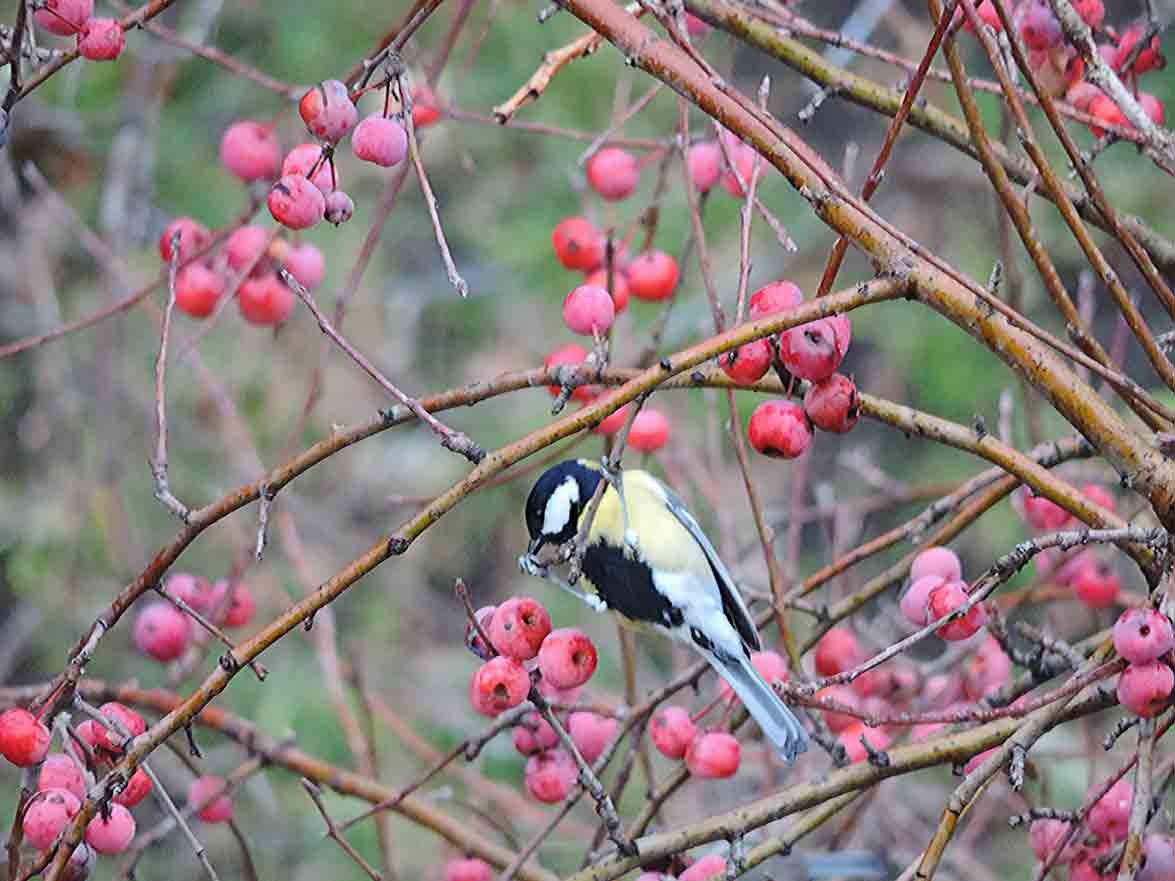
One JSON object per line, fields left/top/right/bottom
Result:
{"left": 705, "top": 650, "right": 808, "bottom": 763}
{"left": 801, "top": 850, "right": 890, "bottom": 880}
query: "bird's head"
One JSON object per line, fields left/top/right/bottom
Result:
{"left": 524, "top": 459, "right": 603, "bottom": 555}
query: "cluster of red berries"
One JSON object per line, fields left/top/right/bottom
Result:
{"left": 1112, "top": 606, "right": 1175, "bottom": 718}
{"left": 33, "top": 0, "right": 124, "bottom": 61}
{"left": 1023, "top": 483, "right": 1122, "bottom": 608}
{"left": 1029, "top": 781, "right": 1175, "bottom": 879}
{"left": 637, "top": 851, "right": 731, "bottom": 881}
{"left": 900, "top": 545, "right": 987, "bottom": 641}
{"left": 132, "top": 572, "right": 256, "bottom": 663}
{"left": 465, "top": 597, "right": 614, "bottom": 804}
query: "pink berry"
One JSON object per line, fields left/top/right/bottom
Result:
{"left": 1088, "top": 94, "right": 1127, "bottom": 138}
{"left": 839, "top": 722, "right": 890, "bottom": 764}
{"left": 679, "top": 854, "right": 726, "bottom": 881}
{"left": 74, "top": 720, "right": 103, "bottom": 753}
{"left": 927, "top": 580, "right": 987, "bottom": 641}
{"left": 524, "top": 748, "right": 576, "bottom": 803}
{"left": 353, "top": 114, "right": 409, "bottom": 167}
{"left": 1020, "top": 2, "right": 1063, "bottom": 50}
{"left": 539, "top": 628, "right": 598, "bottom": 689}
{"left": 593, "top": 403, "right": 630, "bottom": 436}
{"left": 684, "top": 13, "right": 709, "bottom": 38}
{"left": 814, "top": 627, "right": 859, "bottom": 676}
{"left": 299, "top": 80, "right": 358, "bottom": 144}
{"left": 77, "top": 18, "right": 124, "bottom": 61}
{"left": 469, "top": 656, "right": 531, "bottom": 717}
{"left": 720, "top": 339, "right": 772, "bottom": 385}
{"left": 282, "top": 143, "right": 339, "bottom": 194}
{"left": 1019, "top": 489, "right": 1073, "bottom": 531}
{"left": 132, "top": 600, "right": 192, "bottom": 662}
{"left": 113, "top": 767, "right": 152, "bottom": 808}
{"left": 92, "top": 702, "right": 145, "bottom": 752}
{"left": 747, "top": 400, "right": 812, "bottom": 459}
{"left": 324, "top": 191, "right": 354, "bottom": 225}
{"left": 817, "top": 685, "right": 859, "bottom": 733}
{"left": 1114, "top": 26, "right": 1165, "bottom": 75}
{"left": 720, "top": 141, "right": 760, "bottom": 198}
{"left": 85, "top": 803, "right": 136, "bottom": 854}
{"left": 1073, "top": 560, "right": 1120, "bottom": 609}
{"left": 33, "top": 0, "right": 92, "bottom": 35}
{"left": 489, "top": 597, "right": 552, "bottom": 661}
{"left": 188, "top": 775, "right": 233, "bottom": 823}
{"left": 960, "top": 0, "right": 1002, "bottom": 33}
{"left": 803, "top": 373, "right": 859, "bottom": 433}
{"left": 0, "top": 708, "right": 51, "bottom": 767}
{"left": 1029, "top": 818, "right": 1076, "bottom": 864}
{"left": 1083, "top": 483, "right": 1116, "bottom": 513}
{"left": 268, "top": 174, "right": 325, "bottom": 230}
{"left": 39, "top": 755, "right": 86, "bottom": 800}
{"left": 551, "top": 217, "right": 603, "bottom": 271}
{"left": 628, "top": 408, "right": 670, "bottom": 452}
{"left": 911, "top": 547, "right": 962, "bottom": 582}
{"left": 539, "top": 677, "right": 581, "bottom": 705}
{"left": 901, "top": 575, "right": 945, "bottom": 627}
{"left": 1073, "top": 0, "right": 1103, "bottom": 28}
{"left": 410, "top": 84, "right": 443, "bottom": 128}
{"left": 687, "top": 141, "right": 722, "bottom": 192}
{"left": 159, "top": 217, "right": 210, "bottom": 264}
{"left": 685, "top": 731, "right": 740, "bottom": 778}
{"left": 544, "top": 343, "right": 597, "bottom": 402}
{"left": 444, "top": 858, "right": 494, "bottom": 881}
{"left": 1114, "top": 608, "right": 1175, "bottom": 665}
{"left": 778, "top": 316, "right": 850, "bottom": 382}
{"left": 748, "top": 280, "right": 803, "bottom": 319}
{"left": 568, "top": 712, "right": 618, "bottom": 763}
{"left": 225, "top": 224, "right": 270, "bottom": 275}
{"left": 1139, "top": 834, "right": 1175, "bottom": 881}
{"left": 1089, "top": 779, "right": 1134, "bottom": 841}
{"left": 963, "top": 635, "right": 1012, "bottom": 700}
{"left": 586, "top": 147, "right": 639, "bottom": 201}
{"left": 238, "top": 273, "right": 295, "bottom": 326}
{"left": 563, "top": 284, "right": 615, "bottom": 336}
{"left": 1067, "top": 81, "right": 1103, "bottom": 113}
{"left": 627, "top": 251, "right": 679, "bottom": 302}
{"left": 465, "top": 605, "right": 497, "bottom": 661}
{"left": 512, "top": 712, "right": 559, "bottom": 756}
{"left": 175, "top": 264, "right": 225, "bottom": 318}
{"left": 1117, "top": 661, "right": 1174, "bottom": 718}
{"left": 284, "top": 243, "right": 325, "bottom": 290}
{"left": 583, "top": 267, "right": 630, "bottom": 313}
{"left": 207, "top": 580, "right": 256, "bottom": 628}
{"left": 23, "top": 789, "right": 80, "bottom": 850}
{"left": 219, "top": 121, "right": 279, "bottom": 182}
{"left": 1141, "top": 93, "right": 1166, "bottom": 127}
{"left": 720, "top": 650, "right": 788, "bottom": 703}
{"left": 650, "top": 706, "right": 697, "bottom": 759}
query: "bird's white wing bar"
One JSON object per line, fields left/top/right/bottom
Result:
{"left": 518, "top": 554, "right": 608, "bottom": 612}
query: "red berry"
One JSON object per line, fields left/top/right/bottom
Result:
{"left": 839, "top": 722, "right": 890, "bottom": 764}
{"left": 23, "top": 789, "right": 80, "bottom": 850}
{"left": 911, "top": 547, "right": 962, "bottom": 583}
{"left": 544, "top": 343, "right": 597, "bottom": 402}
{"left": 586, "top": 147, "right": 639, "bottom": 201}
{"left": 268, "top": 174, "right": 325, "bottom": 230}
{"left": 77, "top": 18, "right": 124, "bottom": 61}
{"left": 188, "top": 775, "right": 234, "bottom": 823}
{"left": 1088, "top": 94, "right": 1127, "bottom": 138}
{"left": 778, "top": 316, "right": 850, "bottom": 382}
{"left": 1118, "top": 661, "right": 1174, "bottom": 718}
{"left": 208, "top": 580, "right": 256, "bottom": 628}
{"left": 552, "top": 217, "right": 604, "bottom": 271}
{"left": 175, "top": 264, "right": 225, "bottom": 318}
{"left": 33, "top": 0, "right": 92, "bottom": 35}
{"left": 1114, "top": 26, "right": 1165, "bottom": 75}
{"left": 159, "top": 217, "right": 210, "bottom": 264}
{"left": 219, "top": 121, "right": 279, "bottom": 182}
{"left": 325, "top": 191, "right": 355, "bottom": 225}
{"left": 465, "top": 605, "right": 497, "bottom": 661}
{"left": 282, "top": 143, "right": 339, "bottom": 194}
{"left": 0, "top": 708, "right": 51, "bottom": 767}
{"left": 411, "top": 84, "right": 443, "bottom": 128}
{"left": 225, "top": 224, "right": 270, "bottom": 275}
{"left": 85, "top": 803, "right": 136, "bottom": 854}
{"left": 1067, "top": 81, "right": 1103, "bottom": 113}
{"left": 1020, "top": 2, "right": 1062, "bottom": 50}
{"left": 627, "top": 251, "right": 679, "bottom": 301}
{"left": 92, "top": 702, "right": 145, "bottom": 752}
{"left": 299, "top": 80, "right": 358, "bottom": 144}
{"left": 538, "top": 628, "right": 598, "bottom": 689}
{"left": 1114, "top": 608, "right": 1175, "bottom": 665}
{"left": 132, "top": 600, "right": 192, "bottom": 662}
{"left": 512, "top": 712, "right": 559, "bottom": 756}
{"left": 1019, "top": 488, "right": 1073, "bottom": 531}
{"left": 1141, "top": 93, "right": 1166, "bottom": 127}
{"left": 720, "top": 339, "right": 773, "bottom": 385}
{"left": 803, "top": 373, "right": 859, "bottom": 433}
{"left": 720, "top": 141, "right": 759, "bottom": 198}
{"left": 74, "top": 720, "right": 103, "bottom": 753}
{"left": 489, "top": 597, "right": 552, "bottom": 661}
{"left": 963, "top": 635, "right": 1011, "bottom": 700}
{"left": 1072, "top": 560, "right": 1120, "bottom": 609}
{"left": 593, "top": 402, "right": 629, "bottom": 436}
{"left": 748, "top": 280, "right": 803, "bottom": 319}
{"left": 927, "top": 580, "right": 986, "bottom": 641}
{"left": 469, "top": 656, "right": 531, "bottom": 717}
{"left": 687, "top": 141, "right": 722, "bottom": 192}
{"left": 685, "top": 731, "right": 740, "bottom": 778}
{"left": 720, "top": 650, "right": 788, "bottom": 703}
{"left": 817, "top": 685, "right": 859, "bottom": 733}
{"left": 583, "top": 267, "right": 630, "bottom": 313}
{"left": 747, "top": 400, "right": 812, "bottom": 459}
{"left": 1139, "top": 834, "right": 1175, "bottom": 881}
{"left": 680, "top": 854, "right": 727, "bottom": 881}
{"left": 814, "top": 627, "right": 859, "bottom": 676}
{"left": 961, "top": 0, "right": 1002, "bottom": 33}
{"left": 524, "top": 749, "right": 576, "bottom": 803}
{"left": 1089, "top": 779, "right": 1133, "bottom": 841}
{"left": 901, "top": 575, "right": 944, "bottom": 627}
{"left": 1073, "top": 0, "right": 1103, "bottom": 28}
{"left": 238, "top": 273, "right": 295, "bottom": 326}
{"left": 628, "top": 408, "right": 670, "bottom": 452}
{"left": 444, "top": 858, "right": 494, "bottom": 881}
{"left": 563, "top": 284, "right": 615, "bottom": 336}
{"left": 113, "top": 766, "right": 152, "bottom": 808}
{"left": 284, "top": 243, "right": 325, "bottom": 290}
{"left": 684, "top": 13, "right": 709, "bottom": 38}
{"left": 650, "top": 706, "right": 697, "bottom": 759}
{"left": 567, "top": 711, "right": 618, "bottom": 762}
{"left": 39, "top": 755, "right": 86, "bottom": 800}
{"left": 353, "top": 114, "right": 409, "bottom": 167}
{"left": 1029, "top": 817, "right": 1076, "bottom": 864}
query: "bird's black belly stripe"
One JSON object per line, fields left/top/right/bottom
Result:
{"left": 582, "top": 541, "right": 682, "bottom": 628}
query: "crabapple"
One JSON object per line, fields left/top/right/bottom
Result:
{"left": 352, "top": 114, "right": 409, "bottom": 167}
{"left": 1138, "top": 835, "right": 1175, "bottom": 881}
{"left": 226, "top": 224, "right": 270, "bottom": 275}
{"left": 562, "top": 284, "right": 615, "bottom": 336}
{"left": 1066, "top": 81, "right": 1102, "bottom": 113}
{"left": 911, "top": 547, "right": 962, "bottom": 583}
{"left": 39, "top": 755, "right": 86, "bottom": 800}
{"left": 132, "top": 600, "right": 192, "bottom": 662}
{"left": 538, "top": 628, "right": 598, "bottom": 689}
{"left": 268, "top": 174, "right": 325, "bottom": 229}
{"left": 465, "top": 605, "right": 497, "bottom": 661}
{"left": 720, "top": 141, "right": 759, "bottom": 198}
{"left": 1114, "top": 26, "right": 1165, "bottom": 75}
{"left": 544, "top": 343, "right": 597, "bottom": 402}
{"left": 927, "top": 580, "right": 986, "bottom": 641}
{"left": 814, "top": 627, "right": 859, "bottom": 676}
{"left": 1019, "top": 489, "right": 1072, "bottom": 531}
{"left": 593, "top": 403, "right": 629, "bottom": 436}
{"left": 1117, "top": 661, "right": 1174, "bottom": 718}
{"left": 747, "top": 400, "right": 812, "bottom": 459}
{"left": 159, "top": 217, "right": 210, "bottom": 263}
{"left": 551, "top": 217, "right": 603, "bottom": 271}
{"left": 489, "top": 596, "right": 551, "bottom": 661}
{"left": 687, "top": 141, "right": 722, "bottom": 192}
{"left": 85, "top": 803, "right": 136, "bottom": 854}
{"left": 188, "top": 775, "right": 234, "bottom": 823}
{"left": 1083, "top": 483, "right": 1116, "bottom": 513}
{"left": 23, "top": 789, "right": 80, "bottom": 850}
{"left": 963, "top": 635, "right": 1012, "bottom": 700}
{"left": 963, "top": 746, "right": 1000, "bottom": 775}
{"left": 92, "top": 702, "right": 144, "bottom": 752}
{"left": 628, "top": 408, "right": 670, "bottom": 452}
{"left": 75, "top": 721, "right": 103, "bottom": 752}
{"left": 685, "top": 731, "right": 740, "bottom": 778}
{"left": 238, "top": 273, "right": 295, "bottom": 326}
{"left": 284, "top": 243, "right": 325, "bottom": 290}
{"left": 627, "top": 251, "right": 679, "bottom": 302}
{"left": 817, "top": 685, "right": 859, "bottom": 733}
{"left": 778, "top": 316, "right": 850, "bottom": 382}
{"left": 1029, "top": 818, "right": 1075, "bottom": 864}
{"left": 721, "top": 650, "right": 788, "bottom": 703}
{"left": 586, "top": 147, "right": 639, "bottom": 201}
{"left": 1141, "top": 93, "right": 1166, "bottom": 127}
{"left": 299, "top": 80, "right": 358, "bottom": 144}
{"left": 901, "top": 575, "right": 945, "bottom": 627}
{"left": 469, "top": 656, "right": 530, "bottom": 717}
{"left": 282, "top": 143, "right": 339, "bottom": 194}
{"left": 685, "top": 13, "right": 709, "bottom": 38}
{"left": 720, "top": 340, "right": 773, "bottom": 385}
{"left": 1072, "top": 560, "right": 1120, "bottom": 609}
{"left": 1019, "top": 2, "right": 1062, "bottom": 50}
{"left": 445, "top": 858, "right": 493, "bottom": 881}
{"left": 803, "top": 373, "right": 859, "bottom": 433}
{"left": 77, "top": 18, "right": 124, "bottom": 61}
{"left": 324, "top": 191, "right": 354, "bottom": 225}
{"left": 411, "top": 84, "right": 442, "bottom": 128}
{"left": 0, "top": 708, "right": 51, "bottom": 767}
{"left": 33, "top": 0, "right": 92, "bottom": 35}
{"left": 1073, "top": 0, "right": 1103, "bottom": 28}
{"left": 650, "top": 706, "right": 697, "bottom": 759}
{"left": 513, "top": 712, "right": 559, "bottom": 756}
{"left": 1113, "top": 608, "right": 1175, "bottom": 665}
{"left": 208, "top": 580, "right": 256, "bottom": 628}
{"left": 838, "top": 723, "right": 890, "bottom": 764}
{"left": 113, "top": 766, "right": 152, "bottom": 808}
{"left": 524, "top": 749, "right": 576, "bottom": 803}
{"left": 568, "top": 712, "right": 618, "bottom": 762}
{"left": 220, "top": 121, "right": 279, "bottom": 182}
{"left": 680, "top": 854, "right": 727, "bottom": 881}
{"left": 583, "top": 267, "right": 629, "bottom": 313}
{"left": 175, "top": 264, "right": 225, "bottom": 318}
{"left": 748, "top": 280, "right": 803, "bottom": 319}
{"left": 1089, "top": 779, "right": 1133, "bottom": 841}
{"left": 960, "top": 0, "right": 1001, "bottom": 33}
{"left": 1088, "top": 94, "right": 1127, "bottom": 138}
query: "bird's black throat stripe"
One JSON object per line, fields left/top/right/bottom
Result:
{"left": 581, "top": 540, "right": 684, "bottom": 629}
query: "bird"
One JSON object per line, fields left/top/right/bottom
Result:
{"left": 522, "top": 458, "right": 809, "bottom": 762}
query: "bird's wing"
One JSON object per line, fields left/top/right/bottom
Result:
{"left": 637, "top": 473, "right": 762, "bottom": 651}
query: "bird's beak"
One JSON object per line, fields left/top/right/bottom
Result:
{"left": 528, "top": 536, "right": 545, "bottom": 556}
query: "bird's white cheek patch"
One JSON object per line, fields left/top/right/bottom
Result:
{"left": 542, "top": 476, "right": 580, "bottom": 536}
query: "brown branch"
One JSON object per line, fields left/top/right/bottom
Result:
{"left": 302, "top": 779, "right": 384, "bottom": 881}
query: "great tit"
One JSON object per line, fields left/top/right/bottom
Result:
{"left": 522, "top": 458, "right": 809, "bottom": 762}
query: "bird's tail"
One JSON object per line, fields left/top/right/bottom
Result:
{"left": 705, "top": 650, "right": 809, "bottom": 763}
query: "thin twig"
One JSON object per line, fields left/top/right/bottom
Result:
{"left": 149, "top": 231, "right": 190, "bottom": 523}
{"left": 302, "top": 779, "right": 384, "bottom": 881}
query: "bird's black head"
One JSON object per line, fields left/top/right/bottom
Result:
{"left": 525, "top": 459, "right": 603, "bottom": 554}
